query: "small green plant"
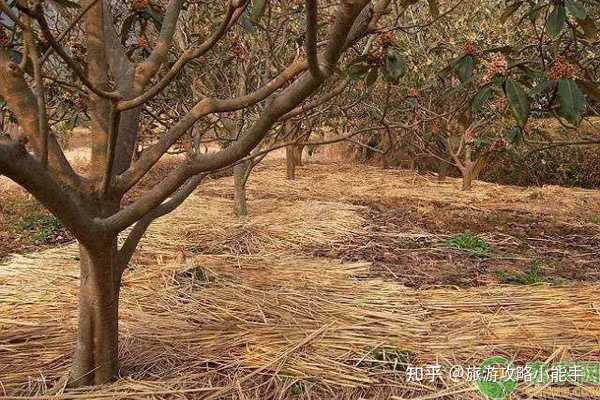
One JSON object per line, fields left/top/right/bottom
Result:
{"left": 290, "top": 382, "right": 305, "bottom": 396}
{"left": 497, "top": 261, "right": 545, "bottom": 285}
{"left": 361, "top": 345, "right": 414, "bottom": 371}
{"left": 192, "top": 266, "right": 216, "bottom": 283}
{"left": 590, "top": 214, "right": 600, "bottom": 224}
{"left": 446, "top": 231, "right": 491, "bottom": 257}
{"left": 19, "top": 212, "right": 61, "bottom": 244}
{"left": 176, "top": 266, "right": 216, "bottom": 286}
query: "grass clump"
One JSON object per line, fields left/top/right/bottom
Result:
{"left": 360, "top": 346, "right": 415, "bottom": 371}
{"left": 497, "top": 261, "right": 545, "bottom": 285}
{"left": 18, "top": 212, "right": 62, "bottom": 244}
{"left": 290, "top": 382, "right": 305, "bottom": 396}
{"left": 446, "top": 230, "right": 491, "bottom": 257}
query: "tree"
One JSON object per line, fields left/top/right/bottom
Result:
{"left": 0, "top": 0, "right": 393, "bottom": 386}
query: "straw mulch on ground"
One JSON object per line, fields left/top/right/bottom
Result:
{"left": 2, "top": 245, "right": 599, "bottom": 399}
{"left": 1, "top": 160, "right": 600, "bottom": 399}
{"left": 201, "top": 161, "right": 600, "bottom": 224}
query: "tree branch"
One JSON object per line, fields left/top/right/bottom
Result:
{"left": 0, "top": 139, "right": 98, "bottom": 244}
{"left": 0, "top": 49, "right": 81, "bottom": 187}
{"left": 98, "top": 0, "right": 372, "bottom": 232}
{"left": 117, "top": 174, "right": 203, "bottom": 269}
{"left": 32, "top": 4, "right": 121, "bottom": 100}
{"left": 118, "top": 1, "right": 243, "bottom": 111}
{"left": 116, "top": 59, "right": 307, "bottom": 192}
{"left": 305, "top": 0, "right": 322, "bottom": 80}
{"left": 135, "top": 0, "right": 185, "bottom": 87}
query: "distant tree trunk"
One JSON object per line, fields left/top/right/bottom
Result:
{"left": 293, "top": 144, "right": 304, "bottom": 166}
{"left": 461, "top": 169, "right": 474, "bottom": 191}
{"left": 286, "top": 145, "right": 296, "bottom": 180}
{"left": 69, "top": 237, "right": 121, "bottom": 387}
{"left": 408, "top": 155, "right": 416, "bottom": 170}
{"left": 234, "top": 161, "right": 249, "bottom": 217}
{"left": 438, "top": 159, "right": 449, "bottom": 182}
{"left": 381, "top": 154, "right": 389, "bottom": 169}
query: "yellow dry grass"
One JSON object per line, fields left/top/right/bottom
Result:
{"left": 201, "top": 161, "right": 600, "bottom": 224}
{"left": 146, "top": 196, "right": 365, "bottom": 256}
{"left": 1, "top": 160, "right": 599, "bottom": 399}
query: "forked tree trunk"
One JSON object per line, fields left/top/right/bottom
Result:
{"left": 233, "top": 161, "right": 249, "bottom": 217}
{"left": 69, "top": 237, "right": 121, "bottom": 387}
{"left": 286, "top": 145, "right": 296, "bottom": 180}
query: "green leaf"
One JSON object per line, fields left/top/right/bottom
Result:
{"left": 366, "top": 68, "right": 378, "bottom": 86}
{"left": 49, "top": 0, "right": 80, "bottom": 9}
{"left": 428, "top": 0, "right": 440, "bottom": 17}
{"left": 565, "top": 0, "right": 586, "bottom": 19}
{"left": 577, "top": 17, "right": 598, "bottom": 40}
{"left": 454, "top": 55, "right": 474, "bottom": 83}
{"left": 492, "top": 74, "right": 506, "bottom": 87}
{"left": 500, "top": 1, "right": 523, "bottom": 24}
{"left": 503, "top": 79, "right": 530, "bottom": 126}
{"left": 240, "top": 11, "right": 257, "bottom": 33}
{"left": 557, "top": 80, "right": 587, "bottom": 125}
{"left": 505, "top": 126, "right": 523, "bottom": 144}
{"left": 471, "top": 86, "right": 493, "bottom": 113}
{"left": 576, "top": 79, "right": 600, "bottom": 103}
{"left": 142, "top": 6, "right": 164, "bottom": 31}
{"left": 348, "top": 63, "right": 370, "bottom": 80}
{"left": 384, "top": 48, "right": 406, "bottom": 82}
{"left": 546, "top": 4, "right": 566, "bottom": 38}
{"left": 8, "top": 48, "right": 21, "bottom": 64}
{"left": 250, "top": 0, "right": 267, "bottom": 23}
{"left": 527, "top": 5, "right": 542, "bottom": 23}
{"left": 120, "top": 13, "right": 137, "bottom": 44}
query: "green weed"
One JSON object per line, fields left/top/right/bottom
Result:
{"left": 446, "top": 231, "right": 491, "bottom": 257}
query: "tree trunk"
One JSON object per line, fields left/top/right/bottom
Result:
{"left": 462, "top": 168, "right": 474, "bottom": 191}
{"left": 69, "top": 238, "right": 121, "bottom": 387}
{"left": 286, "top": 145, "right": 296, "bottom": 180}
{"left": 233, "top": 161, "right": 249, "bottom": 217}
{"left": 438, "top": 159, "right": 449, "bottom": 182}
{"left": 293, "top": 145, "right": 304, "bottom": 166}
{"left": 408, "top": 156, "right": 416, "bottom": 171}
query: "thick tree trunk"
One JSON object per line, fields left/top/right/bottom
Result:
{"left": 69, "top": 238, "right": 121, "bottom": 387}
{"left": 233, "top": 161, "right": 248, "bottom": 217}
{"left": 286, "top": 145, "right": 296, "bottom": 180}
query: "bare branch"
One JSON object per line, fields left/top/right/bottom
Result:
{"left": 0, "top": 139, "right": 97, "bottom": 244}
{"left": 305, "top": 0, "right": 322, "bottom": 80}
{"left": 98, "top": 0, "right": 373, "bottom": 232}
{"left": 32, "top": 4, "right": 121, "bottom": 100}
{"left": 100, "top": 107, "right": 122, "bottom": 196}
{"left": 135, "top": 0, "right": 185, "bottom": 87}
{"left": 24, "top": 16, "right": 50, "bottom": 167}
{"left": 116, "top": 59, "right": 307, "bottom": 192}
{"left": 0, "top": 0, "right": 27, "bottom": 30}
{"left": 118, "top": 2, "right": 243, "bottom": 111}
{"left": 41, "top": 0, "right": 100, "bottom": 64}
{"left": 117, "top": 174, "right": 203, "bottom": 269}
{"left": 0, "top": 49, "right": 81, "bottom": 187}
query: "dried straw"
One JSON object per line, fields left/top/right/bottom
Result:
{"left": 1, "top": 160, "right": 599, "bottom": 399}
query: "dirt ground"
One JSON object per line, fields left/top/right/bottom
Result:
{"left": 1, "top": 159, "right": 599, "bottom": 399}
